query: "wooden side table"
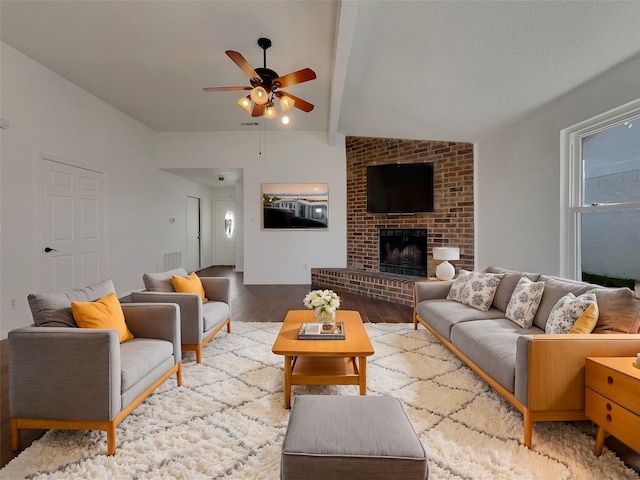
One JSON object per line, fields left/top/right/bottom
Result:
{"left": 585, "top": 357, "right": 640, "bottom": 456}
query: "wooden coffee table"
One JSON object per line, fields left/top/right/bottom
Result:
{"left": 271, "top": 310, "right": 375, "bottom": 408}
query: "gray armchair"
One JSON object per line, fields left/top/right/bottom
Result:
{"left": 130, "top": 268, "right": 231, "bottom": 363}
{"left": 10, "top": 279, "right": 182, "bottom": 455}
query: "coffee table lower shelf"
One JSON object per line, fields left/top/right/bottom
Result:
{"left": 283, "top": 354, "right": 368, "bottom": 408}
{"left": 290, "top": 355, "right": 361, "bottom": 386}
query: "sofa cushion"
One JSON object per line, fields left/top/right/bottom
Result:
{"left": 142, "top": 268, "right": 188, "bottom": 292}
{"left": 569, "top": 303, "right": 600, "bottom": 334}
{"left": 28, "top": 279, "right": 116, "bottom": 327}
{"left": 485, "top": 266, "right": 541, "bottom": 312}
{"left": 590, "top": 287, "right": 640, "bottom": 334}
{"left": 451, "top": 318, "right": 544, "bottom": 394}
{"left": 532, "top": 276, "right": 591, "bottom": 331}
{"left": 545, "top": 292, "right": 597, "bottom": 334}
{"left": 120, "top": 338, "right": 174, "bottom": 393}
{"left": 71, "top": 292, "right": 134, "bottom": 343}
{"left": 446, "top": 270, "right": 472, "bottom": 302}
{"left": 416, "top": 299, "right": 504, "bottom": 341}
{"left": 460, "top": 271, "right": 504, "bottom": 312}
{"left": 203, "top": 301, "right": 231, "bottom": 332}
{"left": 505, "top": 277, "right": 545, "bottom": 329}
{"left": 172, "top": 272, "right": 208, "bottom": 302}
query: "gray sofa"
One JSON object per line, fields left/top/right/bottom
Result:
{"left": 10, "top": 279, "right": 182, "bottom": 455}
{"left": 131, "top": 268, "right": 231, "bottom": 363}
{"left": 414, "top": 266, "right": 640, "bottom": 448}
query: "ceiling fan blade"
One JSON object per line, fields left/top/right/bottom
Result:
{"left": 203, "top": 86, "right": 252, "bottom": 92}
{"left": 226, "top": 50, "right": 260, "bottom": 82}
{"left": 278, "top": 91, "right": 314, "bottom": 112}
{"left": 251, "top": 103, "right": 265, "bottom": 117}
{"left": 273, "top": 68, "right": 316, "bottom": 88}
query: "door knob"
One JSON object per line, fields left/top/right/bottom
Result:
{"left": 44, "top": 247, "right": 58, "bottom": 253}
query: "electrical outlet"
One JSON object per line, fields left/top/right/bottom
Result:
{"left": 10, "top": 298, "right": 17, "bottom": 309}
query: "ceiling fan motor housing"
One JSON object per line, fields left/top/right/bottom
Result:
{"left": 252, "top": 68, "right": 280, "bottom": 90}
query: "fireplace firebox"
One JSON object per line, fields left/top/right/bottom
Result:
{"left": 379, "top": 229, "right": 427, "bottom": 277}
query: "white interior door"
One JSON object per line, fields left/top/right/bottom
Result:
{"left": 41, "top": 157, "right": 106, "bottom": 292}
{"left": 186, "top": 196, "right": 201, "bottom": 272}
{"left": 215, "top": 200, "right": 235, "bottom": 266}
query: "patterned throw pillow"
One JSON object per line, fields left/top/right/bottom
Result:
{"left": 505, "top": 277, "right": 545, "bottom": 329}
{"left": 446, "top": 269, "right": 472, "bottom": 302}
{"left": 545, "top": 292, "right": 598, "bottom": 334}
{"left": 568, "top": 302, "right": 600, "bottom": 334}
{"left": 460, "top": 272, "right": 504, "bottom": 312}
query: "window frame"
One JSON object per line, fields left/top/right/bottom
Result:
{"left": 560, "top": 98, "right": 640, "bottom": 280}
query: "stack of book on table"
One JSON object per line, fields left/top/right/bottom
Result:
{"left": 298, "top": 322, "right": 345, "bottom": 340}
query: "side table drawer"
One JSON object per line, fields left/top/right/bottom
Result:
{"left": 585, "top": 359, "right": 640, "bottom": 412}
{"left": 585, "top": 388, "right": 640, "bottom": 452}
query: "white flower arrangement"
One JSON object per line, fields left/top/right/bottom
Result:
{"left": 303, "top": 289, "right": 341, "bottom": 321}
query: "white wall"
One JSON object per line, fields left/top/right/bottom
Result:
{"left": 0, "top": 43, "right": 213, "bottom": 337}
{"left": 476, "top": 54, "right": 640, "bottom": 275}
{"left": 155, "top": 131, "right": 348, "bottom": 284}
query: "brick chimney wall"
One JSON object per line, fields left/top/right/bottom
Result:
{"left": 346, "top": 136, "right": 475, "bottom": 278}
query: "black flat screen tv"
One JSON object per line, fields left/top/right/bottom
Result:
{"left": 367, "top": 163, "right": 435, "bottom": 214}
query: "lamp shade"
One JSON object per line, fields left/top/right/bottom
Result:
{"left": 279, "top": 95, "right": 295, "bottom": 112}
{"left": 250, "top": 86, "right": 268, "bottom": 105}
{"left": 236, "top": 96, "right": 252, "bottom": 113}
{"left": 264, "top": 104, "right": 277, "bottom": 119}
{"left": 432, "top": 247, "right": 460, "bottom": 261}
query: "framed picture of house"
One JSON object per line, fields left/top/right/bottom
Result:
{"left": 262, "top": 183, "right": 329, "bottom": 230}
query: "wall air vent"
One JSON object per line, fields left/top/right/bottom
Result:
{"left": 240, "top": 122, "right": 259, "bottom": 126}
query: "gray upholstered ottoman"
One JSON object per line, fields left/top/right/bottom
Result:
{"left": 281, "top": 395, "right": 428, "bottom": 480}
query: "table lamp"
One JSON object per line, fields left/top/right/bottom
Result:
{"left": 432, "top": 247, "right": 460, "bottom": 281}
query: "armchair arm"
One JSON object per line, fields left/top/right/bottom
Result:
{"left": 9, "top": 327, "right": 120, "bottom": 421}
{"left": 200, "top": 277, "right": 231, "bottom": 306}
{"left": 414, "top": 281, "right": 452, "bottom": 304}
{"left": 122, "top": 303, "right": 181, "bottom": 364}
{"left": 130, "top": 292, "right": 203, "bottom": 344}
{"left": 515, "top": 333, "right": 640, "bottom": 410}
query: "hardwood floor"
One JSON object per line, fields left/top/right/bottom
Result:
{"left": 207, "top": 266, "right": 413, "bottom": 324}
{"left": 2, "top": 266, "right": 637, "bottom": 474}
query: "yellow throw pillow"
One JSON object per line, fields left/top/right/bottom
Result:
{"left": 569, "top": 302, "right": 599, "bottom": 334}
{"left": 71, "top": 292, "right": 134, "bottom": 343}
{"left": 172, "top": 272, "right": 208, "bottom": 302}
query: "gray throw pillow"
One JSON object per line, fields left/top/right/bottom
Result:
{"left": 27, "top": 279, "right": 116, "bottom": 327}
{"left": 142, "top": 268, "right": 188, "bottom": 292}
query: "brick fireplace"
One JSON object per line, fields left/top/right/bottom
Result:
{"left": 379, "top": 228, "right": 427, "bottom": 277}
{"left": 312, "top": 136, "right": 475, "bottom": 306}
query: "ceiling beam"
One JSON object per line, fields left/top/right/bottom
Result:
{"left": 328, "top": 0, "right": 358, "bottom": 146}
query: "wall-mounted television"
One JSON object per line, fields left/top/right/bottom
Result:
{"left": 367, "top": 163, "right": 435, "bottom": 214}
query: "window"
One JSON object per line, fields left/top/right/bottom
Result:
{"left": 561, "top": 99, "right": 640, "bottom": 290}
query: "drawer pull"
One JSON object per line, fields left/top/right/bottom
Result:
{"left": 606, "top": 403, "right": 612, "bottom": 412}
{"left": 606, "top": 414, "right": 612, "bottom": 423}
{"left": 607, "top": 376, "right": 614, "bottom": 385}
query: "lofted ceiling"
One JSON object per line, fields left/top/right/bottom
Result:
{"left": 2, "top": 0, "right": 640, "bottom": 147}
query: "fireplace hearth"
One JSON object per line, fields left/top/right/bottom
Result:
{"left": 379, "top": 229, "right": 427, "bottom": 277}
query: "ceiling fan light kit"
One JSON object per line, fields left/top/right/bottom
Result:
{"left": 204, "top": 38, "right": 315, "bottom": 124}
{"left": 236, "top": 96, "right": 252, "bottom": 113}
{"left": 250, "top": 86, "right": 268, "bottom": 105}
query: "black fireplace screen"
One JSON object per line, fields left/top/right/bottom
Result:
{"left": 379, "top": 229, "right": 427, "bottom": 277}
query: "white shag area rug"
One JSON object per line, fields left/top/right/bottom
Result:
{"left": 3, "top": 322, "right": 639, "bottom": 480}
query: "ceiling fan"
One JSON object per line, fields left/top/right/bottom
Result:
{"left": 203, "top": 38, "right": 316, "bottom": 122}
